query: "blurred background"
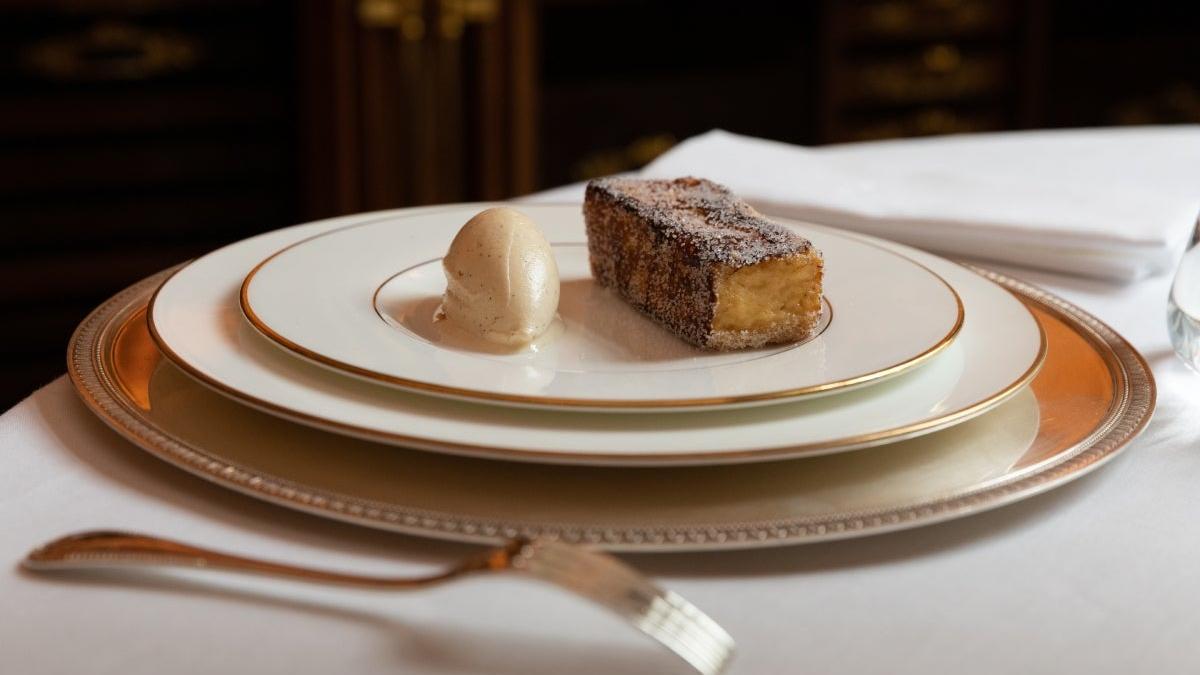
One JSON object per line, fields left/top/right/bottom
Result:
{"left": 2, "top": 0, "right": 1199, "bottom": 408}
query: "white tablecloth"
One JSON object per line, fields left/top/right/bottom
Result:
{"left": 3, "top": 149, "right": 1199, "bottom": 675}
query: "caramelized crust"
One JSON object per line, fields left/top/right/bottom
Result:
{"left": 584, "top": 177, "right": 824, "bottom": 349}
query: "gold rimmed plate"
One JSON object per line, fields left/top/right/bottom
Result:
{"left": 148, "top": 205, "right": 1042, "bottom": 466}
{"left": 239, "top": 205, "right": 965, "bottom": 412}
{"left": 74, "top": 265, "right": 1152, "bottom": 551}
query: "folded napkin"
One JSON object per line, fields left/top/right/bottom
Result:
{"left": 641, "top": 128, "right": 1200, "bottom": 281}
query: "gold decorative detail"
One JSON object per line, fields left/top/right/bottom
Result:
{"left": 438, "top": 0, "right": 499, "bottom": 40}
{"left": 850, "top": 47, "right": 1001, "bottom": 104}
{"left": 358, "top": 0, "right": 426, "bottom": 41}
{"left": 1111, "top": 82, "right": 1200, "bottom": 125}
{"left": 358, "top": 0, "right": 498, "bottom": 41}
{"left": 855, "top": 0, "right": 996, "bottom": 39}
{"left": 21, "top": 21, "right": 200, "bottom": 82}
{"left": 572, "top": 134, "right": 678, "bottom": 180}
{"left": 841, "top": 106, "right": 1001, "bottom": 141}
{"left": 922, "top": 43, "right": 962, "bottom": 73}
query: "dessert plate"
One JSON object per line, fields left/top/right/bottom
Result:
{"left": 240, "top": 205, "right": 964, "bottom": 411}
{"left": 148, "top": 205, "right": 1044, "bottom": 466}
{"left": 75, "top": 266, "right": 1153, "bottom": 551}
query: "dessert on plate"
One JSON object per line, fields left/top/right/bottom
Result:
{"left": 583, "top": 176, "right": 824, "bottom": 350}
{"left": 439, "top": 206, "right": 560, "bottom": 347}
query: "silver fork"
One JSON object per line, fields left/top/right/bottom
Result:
{"left": 24, "top": 531, "right": 734, "bottom": 675}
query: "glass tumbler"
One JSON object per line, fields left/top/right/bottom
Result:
{"left": 1168, "top": 225, "right": 1200, "bottom": 373}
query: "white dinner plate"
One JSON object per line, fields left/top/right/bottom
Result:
{"left": 149, "top": 204, "right": 1045, "bottom": 466}
{"left": 240, "top": 206, "right": 963, "bottom": 411}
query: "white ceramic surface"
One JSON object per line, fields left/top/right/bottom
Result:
{"left": 148, "top": 205, "right": 1045, "bottom": 466}
{"left": 241, "top": 206, "right": 964, "bottom": 410}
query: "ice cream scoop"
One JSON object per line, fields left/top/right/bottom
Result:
{"left": 440, "top": 207, "right": 560, "bottom": 347}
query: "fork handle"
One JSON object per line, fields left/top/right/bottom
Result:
{"left": 24, "top": 530, "right": 506, "bottom": 589}
{"left": 26, "top": 531, "right": 734, "bottom": 674}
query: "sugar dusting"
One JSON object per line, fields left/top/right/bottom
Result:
{"left": 583, "top": 176, "right": 822, "bottom": 350}
{"left": 588, "top": 176, "right": 814, "bottom": 266}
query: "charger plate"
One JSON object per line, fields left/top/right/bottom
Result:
{"left": 68, "top": 266, "right": 1153, "bottom": 551}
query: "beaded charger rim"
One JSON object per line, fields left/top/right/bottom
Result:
{"left": 67, "top": 265, "right": 1154, "bottom": 551}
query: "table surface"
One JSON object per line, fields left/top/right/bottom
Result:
{"left": 3, "top": 190, "right": 1199, "bottom": 674}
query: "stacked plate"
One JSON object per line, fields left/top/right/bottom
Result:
{"left": 69, "top": 204, "right": 1155, "bottom": 551}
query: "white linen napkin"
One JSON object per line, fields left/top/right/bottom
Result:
{"left": 641, "top": 127, "right": 1200, "bottom": 281}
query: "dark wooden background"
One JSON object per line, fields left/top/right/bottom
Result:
{"left": 2, "top": 0, "right": 1198, "bottom": 409}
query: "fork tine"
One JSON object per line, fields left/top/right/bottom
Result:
{"left": 521, "top": 541, "right": 735, "bottom": 653}
{"left": 632, "top": 592, "right": 734, "bottom": 675}
{"left": 526, "top": 541, "right": 734, "bottom": 646}
{"left": 528, "top": 566, "right": 730, "bottom": 675}
{"left": 513, "top": 540, "right": 735, "bottom": 675}
{"left": 533, "top": 554, "right": 734, "bottom": 671}
{"left": 511, "top": 540, "right": 724, "bottom": 653}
